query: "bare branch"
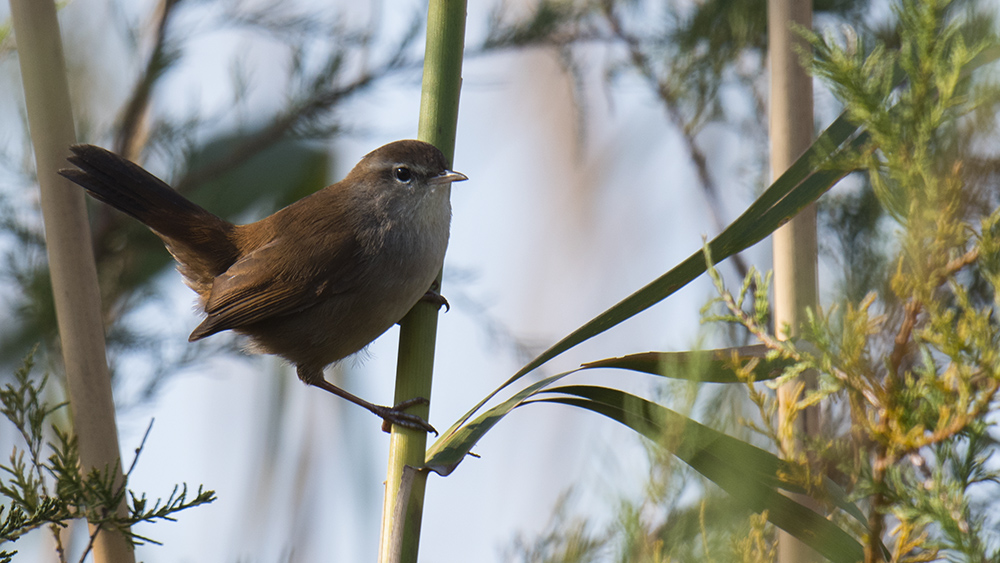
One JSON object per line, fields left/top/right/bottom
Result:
{"left": 114, "top": 0, "right": 183, "bottom": 161}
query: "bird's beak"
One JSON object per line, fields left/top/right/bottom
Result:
{"left": 429, "top": 170, "right": 468, "bottom": 185}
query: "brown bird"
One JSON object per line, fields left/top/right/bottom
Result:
{"left": 60, "top": 140, "right": 467, "bottom": 433}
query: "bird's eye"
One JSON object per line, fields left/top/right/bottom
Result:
{"left": 393, "top": 166, "right": 413, "bottom": 183}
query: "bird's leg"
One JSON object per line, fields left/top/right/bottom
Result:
{"left": 315, "top": 378, "right": 436, "bottom": 434}
{"left": 419, "top": 279, "right": 449, "bottom": 311}
{"left": 297, "top": 366, "right": 436, "bottom": 434}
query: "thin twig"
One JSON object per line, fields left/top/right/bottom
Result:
{"left": 92, "top": 0, "right": 183, "bottom": 266}
{"left": 76, "top": 419, "right": 154, "bottom": 563}
{"left": 125, "top": 419, "right": 155, "bottom": 479}
{"left": 77, "top": 522, "right": 104, "bottom": 563}
{"left": 888, "top": 298, "right": 920, "bottom": 380}
{"left": 871, "top": 245, "right": 980, "bottom": 562}
{"left": 888, "top": 246, "right": 979, "bottom": 378}
{"left": 114, "top": 0, "right": 182, "bottom": 161}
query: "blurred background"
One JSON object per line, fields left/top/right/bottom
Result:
{"left": 0, "top": 0, "right": 987, "bottom": 561}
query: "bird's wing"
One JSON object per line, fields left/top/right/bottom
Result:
{"left": 188, "top": 232, "right": 364, "bottom": 341}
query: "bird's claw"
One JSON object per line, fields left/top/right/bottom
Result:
{"left": 378, "top": 397, "right": 437, "bottom": 435}
{"left": 420, "top": 290, "right": 449, "bottom": 312}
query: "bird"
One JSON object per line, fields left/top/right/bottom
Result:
{"left": 59, "top": 140, "right": 467, "bottom": 433}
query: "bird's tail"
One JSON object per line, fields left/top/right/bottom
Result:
{"left": 60, "top": 144, "right": 238, "bottom": 284}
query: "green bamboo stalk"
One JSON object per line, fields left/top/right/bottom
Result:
{"left": 8, "top": 1, "right": 135, "bottom": 561}
{"left": 768, "top": 0, "right": 821, "bottom": 561}
{"left": 377, "top": 1, "right": 466, "bottom": 562}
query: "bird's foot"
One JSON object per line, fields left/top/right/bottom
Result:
{"left": 420, "top": 285, "right": 449, "bottom": 312}
{"left": 378, "top": 397, "right": 437, "bottom": 435}
{"left": 304, "top": 373, "right": 436, "bottom": 435}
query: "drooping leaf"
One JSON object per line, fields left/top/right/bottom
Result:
{"left": 434, "top": 111, "right": 863, "bottom": 444}
{"left": 426, "top": 378, "right": 873, "bottom": 560}
{"left": 531, "top": 385, "right": 867, "bottom": 563}
{"left": 425, "top": 370, "right": 580, "bottom": 476}
{"left": 438, "top": 46, "right": 1000, "bottom": 444}
{"left": 580, "top": 344, "right": 793, "bottom": 383}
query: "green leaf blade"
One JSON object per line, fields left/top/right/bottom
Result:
{"left": 534, "top": 385, "right": 865, "bottom": 563}
{"left": 580, "top": 344, "right": 794, "bottom": 383}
